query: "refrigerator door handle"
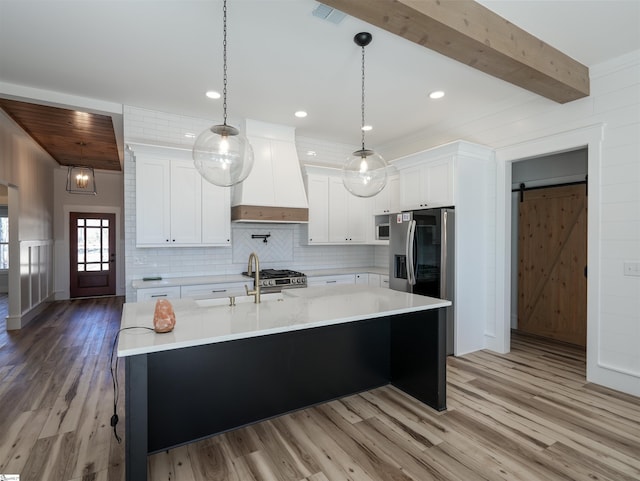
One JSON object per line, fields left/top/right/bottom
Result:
{"left": 441, "top": 211, "right": 448, "bottom": 298}
{"left": 404, "top": 221, "right": 412, "bottom": 284}
{"left": 406, "top": 220, "right": 417, "bottom": 285}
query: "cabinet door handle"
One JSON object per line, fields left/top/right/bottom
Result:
{"left": 151, "top": 294, "right": 168, "bottom": 298}
{"left": 211, "top": 289, "right": 227, "bottom": 293}
{"left": 326, "top": 280, "right": 337, "bottom": 284}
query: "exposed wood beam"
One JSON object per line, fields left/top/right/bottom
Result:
{"left": 322, "top": 0, "right": 590, "bottom": 103}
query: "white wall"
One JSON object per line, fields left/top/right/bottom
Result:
{"left": 382, "top": 51, "right": 640, "bottom": 396}
{"left": 123, "top": 107, "right": 376, "bottom": 301}
{"left": 52, "top": 167, "right": 125, "bottom": 299}
{"left": 0, "top": 109, "right": 56, "bottom": 329}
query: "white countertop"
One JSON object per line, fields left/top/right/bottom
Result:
{"left": 304, "top": 267, "right": 388, "bottom": 277}
{"left": 131, "top": 267, "right": 388, "bottom": 289}
{"left": 131, "top": 274, "right": 248, "bottom": 289}
{"left": 117, "top": 284, "right": 450, "bottom": 357}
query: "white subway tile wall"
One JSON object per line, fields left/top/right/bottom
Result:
{"left": 124, "top": 107, "right": 379, "bottom": 300}
{"left": 232, "top": 226, "right": 294, "bottom": 264}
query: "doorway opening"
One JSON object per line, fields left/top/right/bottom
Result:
{"left": 70, "top": 212, "right": 116, "bottom": 298}
{"left": 510, "top": 148, "right": 588, "bottom": 349}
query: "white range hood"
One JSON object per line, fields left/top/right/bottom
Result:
{"left": 231, "top": 119, "right": 309, "bottom": 223}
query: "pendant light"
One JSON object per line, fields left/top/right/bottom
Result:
{"left": 192, "top": 0, "right": 253, "bottom": 187}
{"left": 66, "top": 142, "right": 97, "bottom": 195}
{"left": 342, "top": 32, "right": 387, "bottom": 198}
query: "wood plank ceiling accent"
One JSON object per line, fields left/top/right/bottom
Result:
{"left": 322, "top": 0, "right": 590, "bottom": 103}
{"left": 0, "top": 98, "right": 121, "bottom": 171}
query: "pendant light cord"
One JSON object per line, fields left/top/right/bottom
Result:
{"left": 222, "top": 0, "right": 228, "bottom": 126}
{"left": 360, "top": 43, "right": 366, "bottom": 151}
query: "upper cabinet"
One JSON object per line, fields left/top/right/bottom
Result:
{"left": 132, "top": 144, "right": 231, "bottom": 248}
{"left": 397, "top": 157, "right": 454, "bottom": 210}
{"left": 372, "top": 175, "right": 400, "bottom": 215}
{"left": 393, "top": 141, "right": 493, "bottom": 212}
{"left": 303, "top": 166, "right": 397, "bottom": 245}
{"left": 305, "top": 173, "right": 330, "bottom": 243}
{"left": 328, "top": 176, "right": 367, "bottom": 243}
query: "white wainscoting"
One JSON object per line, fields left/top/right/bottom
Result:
{"left": 6, "top": 239, "right": 54, "bottom": 330}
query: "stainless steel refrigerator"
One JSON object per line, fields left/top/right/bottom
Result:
{"left": 389, "top": 208, "right": 455, "bottom": 355}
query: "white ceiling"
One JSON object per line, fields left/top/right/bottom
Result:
{"left": 0, "top": 0, "right": 639, "bottom": 149}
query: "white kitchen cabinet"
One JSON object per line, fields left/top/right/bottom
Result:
{"left": 202, "top": 179, "right": 231, "bottom": 245}
{"left": 306, "top": 274, "right": 355, "bottom": 286}
{"left": 393, "top": 140, "right": 496, "bottom": 355}
{"left": 169, "top": 160, "right": 203, "bottom": 244}
{"left": 133, "top": 144, "right": 231, "bottom": 247}
{"left": 304, "top": 166, "right": 379, "bottom": 245}
{"left": 373, "top": 175, "right": 400, "bottom": 215}
{"left": 328, "top": 177, "right": 367, "bottom": 243}
{"left": 135, "top": 156, "right": 171, "bottom": 246}
{"left": 355, "top": 273, "right": 369, "bottom": 285}
{"left": 365, "top": 273, "right": 388, "bottom": 287}
{"left": 305, "top": 174, "right": 329, "bottom": 243}
{"left": 180, "top": 282, "right": 247, "bottom": 300}
{"left": 398, "top": 156, "right": 454, "bottom": 210}
{"left": 136, "top": 286, "right": 181, "bottom": 302}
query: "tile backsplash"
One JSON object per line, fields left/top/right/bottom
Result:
{"left": 232, "top": 225, "right": 294, "bottom": 264}
{"left": 124, "top": 106, "right": 383, "bottom": 300}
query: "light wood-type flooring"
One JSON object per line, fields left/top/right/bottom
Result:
{"left": 1, "top": 297, "right": 639, "bottom": 481}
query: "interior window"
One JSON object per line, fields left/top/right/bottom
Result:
{"left": 0, "top": 205, "right": 8, "bottom": 270}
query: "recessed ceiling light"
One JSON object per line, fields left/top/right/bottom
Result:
{"left": 205, "top": 90, "right": 221, "bottom": 99}
{"left": 361, "top": 125, "right": 372, "bottom": 131}
{"left": 429, "top": 90, "right": 445, "bottom": 99}
{"left": 184, "top": 133, "right": 196, "bottom": 139}
{"left": 295, "top": 111, "right": 308, "bottom": 118}
{"left": 306, "top": 150, "right": 317, "bottom": 157}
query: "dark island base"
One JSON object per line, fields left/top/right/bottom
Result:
{"left": 125, "top": 309, "right": 446, "bottom": 481}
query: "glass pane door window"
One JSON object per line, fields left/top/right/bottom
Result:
{"left": 70, "top": 212, "right": 116, "bottom": 298}
{"left": 76, "top": 217, "right": 111, "bottom": 272}
{"left": 0, "top": 214, "right": 8, "bottom": 269}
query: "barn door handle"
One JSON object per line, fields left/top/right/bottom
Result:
{"left": 584, "top": 265, "right": 587, "bottom": 278}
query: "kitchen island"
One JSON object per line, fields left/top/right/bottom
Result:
{"left": 118, "top": 284, "right": 451, "bottom": 481}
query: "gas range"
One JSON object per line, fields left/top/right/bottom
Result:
{"left": 242, "top": 269, "right": 307, "bottom": 293}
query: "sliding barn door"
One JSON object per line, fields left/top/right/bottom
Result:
{"left": 517, "top": 184, "right": 587, "bottom": 347}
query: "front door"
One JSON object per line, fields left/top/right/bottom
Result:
{"left": 70, "top": 212, "right": 116, "bottom": 298}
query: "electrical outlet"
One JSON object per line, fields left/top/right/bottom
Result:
{"left": 623, "top": 261, "right": 640, "bottom": 277}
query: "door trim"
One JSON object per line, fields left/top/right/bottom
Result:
{"left": 494, "top": 124, "right": 605, "bottom": 386}
{"left": 60, "top": 205, "right": 122, "bottom": 300}
{"left": 69, "top": 212, "right": 116, "bottom": 298}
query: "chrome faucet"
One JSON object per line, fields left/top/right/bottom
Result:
{"left": 245, "top": 252, "right": 261, "bottom": 303}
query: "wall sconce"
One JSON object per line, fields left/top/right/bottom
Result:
{"left": 66, "top": 166, "right": 97, "bottom": 195}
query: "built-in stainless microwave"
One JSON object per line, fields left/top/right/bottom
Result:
{"left": 376, "top": 223, "right": 390, "bottom": 240}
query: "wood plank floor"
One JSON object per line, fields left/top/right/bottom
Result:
{"left": 0, "top": 296, "right": 126, "bottom": 480}
{"left": 1, "top": 298, "right": 639, "bottom": 481}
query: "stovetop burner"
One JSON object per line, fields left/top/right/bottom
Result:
{"left": 242, "top": 269, "right": 307, "bottom": 291}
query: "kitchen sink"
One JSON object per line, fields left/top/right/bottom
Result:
{"left": 195, "top": 292, "right": 284, "bottom": 307}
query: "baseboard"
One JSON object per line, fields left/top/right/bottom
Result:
{"left": 5, "top": 292, "right": 55, "bottom": 330}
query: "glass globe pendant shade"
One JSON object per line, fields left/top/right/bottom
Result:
{"left": 193, "top": 124, "right": 254, "bottom": 187}
{"left": 342, "top": 148, "right": 387, "bottom": 198}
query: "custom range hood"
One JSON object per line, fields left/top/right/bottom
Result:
{"left": 231, "top": 119, "right": 309, "bottom": 223}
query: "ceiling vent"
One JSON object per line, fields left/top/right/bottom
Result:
{"left": 312, "top": 3, "right": 346, "bottom": 24}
